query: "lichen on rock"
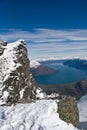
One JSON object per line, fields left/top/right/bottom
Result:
{"left": 57, "top": 96, "right": 79, "bottom": 127}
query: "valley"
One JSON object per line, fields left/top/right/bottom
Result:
{"left": 31, "top": 59, "right": 87, "bottom": 100}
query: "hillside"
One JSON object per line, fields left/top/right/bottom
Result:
{"left": 63, "top": 59, "right": 87, "bottom": 70}
{"left": 30, "top": 60, "right": 57, "bottom": 76}
{"left": 39, "top": 78, "right": 87, "bottom": 100}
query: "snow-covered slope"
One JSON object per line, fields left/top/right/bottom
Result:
{"left": 0, "top": 40, "right": 81, "bottom": 130}
{"left": 0, "top": 40, "right": 22, "bottom": 86}
{"left": 78, "top": 94, "right": 87, "bottom": 122}
{"left": 30, "top": 60, "right": 41, "bottom": 68}
{"left": 0, "top": 100, "right": 79, "bottom": 130}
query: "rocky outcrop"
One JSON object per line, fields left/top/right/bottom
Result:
{"left": 0, "top": 41, "right": 7, "bottom": 56}
{"left": 58, "top": 96, "right": 79, "bottom": 127}
{"left": 0, "top": 40, "right": 36, "bottom": 105}
{"left": 0, "top": 40, "right": 80, "bottom": 130}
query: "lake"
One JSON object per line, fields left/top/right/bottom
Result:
{"left": 34, "top": 61, "right": 87, "bottom": 85}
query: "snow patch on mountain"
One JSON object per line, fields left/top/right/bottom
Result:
{"left": 36, "top": 87, "right": 47, "bottom": 99}
{"left": 0, "top": 40, "right": 36, "bottom": 105}
{"left": 30, "top": 60, "right": 41, "bottom": 68}
{"left": 30, "top": 56, "right": 87, "bottom": 72}
{"left": 0, "top": 100, "right": 79, "bottom": 130}
{"left": 0, "top": 40, "right": 24, "bottom": 105}
{"left": 0, "top": 40, "right": 24, "bottom": 83}
{"left": 34, "top": 56, "right": 87, "bottom": 62}
{"left": 78, "top": 94, "right": 87, "bottom": 122}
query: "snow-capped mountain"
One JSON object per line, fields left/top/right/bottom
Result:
{"left": 30, "top": 60, "right": 57, "bottom": 76}
{"left": 0, "top": 40, "right": 81, "bottom": 130}
{"left": 34, "top": 56, "right": 87, "bottom": 62}
{"left": 0, "top": 40, "right": 36, "bottom": 105}
{"left": 30, "top": 60, "right": 41, "bottom": 68}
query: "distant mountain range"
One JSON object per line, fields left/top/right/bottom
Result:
{"left": 35, "top": 56, "right": 87, "bottom": 62}
{"left": 36, "top": 58, "right": 87, "bottom": 100}
{"left": 30, "top": 60, "right": 57, "bottom": 76}
{"left": 63, "top": 59, "right": 87, "bottom": 70}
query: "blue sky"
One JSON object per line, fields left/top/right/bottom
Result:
{"left": 0, "top": 0, "right": 87, "bottom": 59}
{"left": 0, "top": 0, "right": 87, "bottom": 30}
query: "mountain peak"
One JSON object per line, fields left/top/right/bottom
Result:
{"left": 0, "top": 40, "right": 36, "bottom": 105}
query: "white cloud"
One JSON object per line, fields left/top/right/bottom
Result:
{"left": 28, "top": 41, "right": 87, "bottom": 59}
{"left": 0, "top": 28, "right": 87, "bottom": 42}
{"left": 0, "top": 28, "right": 87, "bottom": 59}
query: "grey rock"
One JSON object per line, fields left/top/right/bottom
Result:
{"left": 0, "top": 41, "right": 7, "bottom": 56}
{"left": 57, "top": 96, "right": 79, "bottom": 127}
{"left": 0, "top": 40, "right": 36, "bottom": 105}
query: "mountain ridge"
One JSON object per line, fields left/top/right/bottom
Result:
{"left": 0, "top": 40, "right": 36, "bottom": 105}
{"left": 0, "top": 40, "right": 80, "bottom": 130}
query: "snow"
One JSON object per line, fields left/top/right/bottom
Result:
{"left": 19, "top": 86, "right": 28, "bottom": 99}
{"left": 0, "top": 91, "right": 9, "bottom": 105}
{"left": 33, "top": 56, "right": 87, "bottom": 62}
{"left": 2, "top": 91, "right": 9, "bottom": 100}
{"left": 78, "top": 94, "right": 87, "bottom": 122}
{"left": 0, "top": 39, "right": 25, "bottom": 73}
{"left": 36, "top": 88, "right": 59, "bottom": 99}
{"left": 47, "top": 93, "right": 59, "bottom": 99}
{"left": 0, "top": 100, "right": 79, "bottom": 130}
{"left": 20, "top": 89, "right": 25, "bottom": 99}
{"left": 0, "top": 40, "right": 23, "bottom": 79}
{"left": 30, "top": 56, "right": 87, "bottom": 68}
{"left": 30, "top": 60, "right": 41, "bottom": 68}
{"left": 0, "top": 40, "right": 25, "bottom": 105}
{"left": 36, "top": 88, "right": 47, "bottom": 99}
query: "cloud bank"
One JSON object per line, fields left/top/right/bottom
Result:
{"left": 0, "top": 28, "right": 87, "bottom": 59}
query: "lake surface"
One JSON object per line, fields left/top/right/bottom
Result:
{"left": 34, "top": 61, "right": 87, "bottom": 85}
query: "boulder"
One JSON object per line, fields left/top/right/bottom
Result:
{"left": 57, "top": 96, "right": 79, "bottom": 127}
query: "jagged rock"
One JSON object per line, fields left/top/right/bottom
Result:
{"left": 0, "top": 40, "right": 36, "bottom": 105}
{"left": 0, "top": 41, "right": 7, "bottom": 46}
{"left": 0, "top": 41, "right": 7, "bottom": 56}
{"left": 57, "top": 96, "right": 79, "bottom": 127}
{"left": 0, "top": 48, "right": 4, "bottom": 56}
